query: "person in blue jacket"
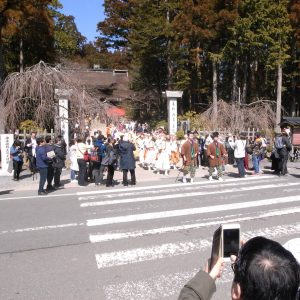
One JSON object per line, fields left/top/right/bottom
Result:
{"left": 10, "top": 140, "right": 23, "bottom": 181}
{"left": 36, "top": 137, "right": 50, "bottom": 195}
{"left": 93, "top": 135, "right": 106, "bottom": 185}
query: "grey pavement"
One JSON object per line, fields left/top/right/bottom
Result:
{"left": 1, "top": 159, "right": 300, "bottom": 194}
{"left": 0, "top": 161, "right": 300, "bottom": 299}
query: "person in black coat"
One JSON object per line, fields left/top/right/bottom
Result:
{"left": 53, "top": 136, "right": 66, "bottom": 188}
{"left": 277, "top": 129, "right": 292, "bottom": 176}
{"left": 44, "top": 136, "right": 56, "bottom": 191}
{"left": 119, "top": 134, "right": 136, "bottom": 186}
{"left": 24, "top": 131, "right": 37, "bottom": 173}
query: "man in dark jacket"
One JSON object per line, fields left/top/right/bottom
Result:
{"left": 36, "top": 137, "right": 49, "bottom": 195}
{"left": 53, "top": 137, "right": 66, "bottom": 188}
{"left": 44, "top": 136, "right": 55, "bottom": 191}
{"left": 93, "top": 135, "right": 106, "bottom": 185}
{"left": 119, "top": 134, "right": 136, "bottom": 186}
{"left": 178, "top": 236, "right": 299, "bottom": 300}
{"left": 276, "top": 129, "right": 292, "bottom": 176}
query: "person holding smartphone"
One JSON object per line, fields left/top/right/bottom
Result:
{"left": 178, "top": 236, "right": 299, "bottom": 300}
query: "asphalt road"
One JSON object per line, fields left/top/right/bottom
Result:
{"left": 0, "top": 170, "right": 300, "bottom": 300}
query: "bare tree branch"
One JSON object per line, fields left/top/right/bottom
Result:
{"left": 0, "top": 61, "right": 111, "bottom": 131}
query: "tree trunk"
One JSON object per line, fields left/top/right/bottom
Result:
{"left": 276, "top": 64, "right": 282, "bottom": 129}
{"left": 0, "top": 29, "right": 6, "bottom": 133}
{"left": 250, "top": 60, "right": 258, "bottom": 99}
{"left": 241, "top": 63, "right": 247, "bottom": 104}
{"left": 20, "top": 37, "right": 24, "bottom": 73}
{"left": 232, "top": 59, "right": 238, "bottom": 102}
{"left": 291, "top": 43, "right": 297, "bottom": 116}
{"left": 166, "top": 4, "right": 173, "bottom": 90}
{"left": 212, "top": 60, "right": 218, "bottom": 127}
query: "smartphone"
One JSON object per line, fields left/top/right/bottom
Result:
{"left": 222, "top": 224, "right": 240, "bottom": 261}
{"left": 210, "top": 224, "right": 240, "bottom": 270}
{"left": 209, "top": 226, "right": 222, "bottom": 271}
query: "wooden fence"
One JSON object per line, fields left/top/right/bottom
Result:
{"left": 14, "top": 129, "right": 55, "bottom": 143}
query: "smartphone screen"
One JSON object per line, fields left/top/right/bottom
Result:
{"left": 223, "top": 229, "right": 240, "bottom": 257}
{"left": 210, "top": 227, "right": 221, "bottom": 271}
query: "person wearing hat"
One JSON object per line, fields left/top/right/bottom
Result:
{"left": 206, "top": 132, "right": 227, "bottom": 181}
{"left": 181, "top": 131, "right": 199, "bottom": 183}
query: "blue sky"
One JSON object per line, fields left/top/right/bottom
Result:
{"left": 59, "top": 0, "right": 105, "bottom": 42}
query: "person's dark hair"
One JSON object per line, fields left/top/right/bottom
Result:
{"left": 76, "top": 137, "right": 83, "bottom": 143}
{"left": 233, "top": 236, "right": 300, "bottom": 300}
{"left": 54, "top": 137, "right": 62, "bottom": 144}
{"left": 45, "top": 135, "right": 52, "bottom": 143}
{"left": 255, "top": 132, "right": 261, "bottom": 138}
{"left": 36, "top": 137, "right": 44, "bottom": 146}
{"left": 69, "top": 139, "right": 75, "bottom": 147}
{"left": 212, "top": 131, "right": 219, "bottom": 138}
{"left": 13, "top": 140, "right": 21, "bottom": 147}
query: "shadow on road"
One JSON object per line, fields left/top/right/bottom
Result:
{"left": 0, "top": 190, "right": 13, "bottom": 195}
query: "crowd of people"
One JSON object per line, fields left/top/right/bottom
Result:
{"left": 8, "top": 125, "right": 293, "bottom": 195}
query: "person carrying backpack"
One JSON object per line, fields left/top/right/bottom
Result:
{"left": 101, "top": 137, "right": 117, "bottom": 187}
{"left": 275, "top": 129, "right": 292, "bottom": 176}
{"left": 119, "top": 134, "right": 136, "bottom": 186}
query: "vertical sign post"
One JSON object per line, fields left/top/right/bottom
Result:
{"left": 55, "top": 89, "right": 70, "bottom": 152}
{"left": 0, "top": 134, "right": 14, "bottom": 176}
{"left": 59, "top": 99, "right": 69, "bottom": 152}
{"left": 164, "top": 91, "right": 183, "bottom": 135}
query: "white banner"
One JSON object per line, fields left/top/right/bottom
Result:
{"left": 0, "top": 134, "right": 14, "bottom": 176}
{"left": 168, "top": 98, "right": 178, "bottom": 135}
{"left": 59, "top": 99, "right": 69, "bottom": 152}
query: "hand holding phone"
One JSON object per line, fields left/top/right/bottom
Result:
{"left": 209, "top": 224, "right": 240, "bottom": 271}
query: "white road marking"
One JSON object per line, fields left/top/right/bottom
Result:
{"left": 103, "top": 268, "right": 200, "bottom": 300}
{"left": 81, "top": 178, "right": 278, "bottom": 201}
{"left": 89, "top": 206, "right": 300, "bottom": 243}
{"left": 81, "top": 182, "right": 299, "bottom": 207}
{"left": 103, "top": 266, "right": 233, "bottom": 300}
{"left": 77, "top": 175, "right": 275, "bottom": 199}
{"left": 0, "top": 223, "right": 85, "bottom": 235}
{"left": 95, "top": 222, "right": 300, "bottom": 269}
{"left": 0, "top": 192, "right": 76, "bottom": 201}
{"left": 0, "top": 175, "right": 274, "bottom": 201}
{"left": 87, "top": 195, "right": 300, "bottom": 227}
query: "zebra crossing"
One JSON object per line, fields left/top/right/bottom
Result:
{"left": 78, "top": 175, "right": 300, "bottom": 300}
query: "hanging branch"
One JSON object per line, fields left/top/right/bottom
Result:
{"left": 0, "top": 61, "right": 110, "bottom": 130}
{"left": 200, "top": 99, "right": 276, "bottom": 134}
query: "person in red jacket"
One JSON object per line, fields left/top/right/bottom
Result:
{"left": 181, "top": 131, "right": 199, "bottom": 183}
{"left": 206, "top": 132, "right": 227, "bottom": 181}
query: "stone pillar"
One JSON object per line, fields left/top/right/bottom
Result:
{"left": 164, "top": 91, "right": 183, "bottom": 135}
{"left": 55, "top": 89, "right": 70, "bottom": 152}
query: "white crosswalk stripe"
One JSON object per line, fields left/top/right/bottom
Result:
{"left": 78, "top": 175, "right": 300, "bottom": 300}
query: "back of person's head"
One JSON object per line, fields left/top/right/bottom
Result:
{"left": 45, "top": 135, "right": 52, "bottom": 144}
{"left": 233, "top": 236, "right": 299, "bottom": 300}
{"left": 36, "top": 137, "right": 44, "bottom": 146}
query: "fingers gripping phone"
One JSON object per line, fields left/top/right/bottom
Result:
{"left": 210, "top": 224, "right": 240, "bottom": 271}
